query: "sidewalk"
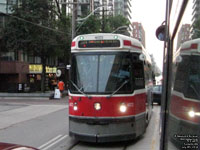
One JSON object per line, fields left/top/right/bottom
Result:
{"left": 0, "top": 90, "right": 68, "bottom": 100}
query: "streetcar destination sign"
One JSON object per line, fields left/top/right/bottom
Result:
{"left": 78, "top": 40, "right": 120, "bottom": 48}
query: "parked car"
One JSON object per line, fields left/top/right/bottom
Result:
{"left": 152, "top": 85, "right": 162, "bottom": 105}
{"left": 0, "top": 142, "right": 39, "bottom": 150}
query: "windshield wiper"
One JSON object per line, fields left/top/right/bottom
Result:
{"left": 190, "top": 84, "right": 200, "bottom": 99}
{"left": 69, "top": 80, "right": 91, "bottom": 99}
{"left": 107, "top": 79, "right": 129, "bottom": 98}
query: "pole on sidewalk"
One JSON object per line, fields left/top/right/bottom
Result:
{"left": 72, "top": 0, "right": 77, "bottom": 40}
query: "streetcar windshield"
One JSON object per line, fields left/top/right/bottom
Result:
{"left": 174, "top": 55, "right": 200, "bottom": 100}
{"left": 70, "top": 53, "right": 132, "bottom": 94}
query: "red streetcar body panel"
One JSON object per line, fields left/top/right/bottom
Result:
{"left": 170, "top": 94, "right": 200, "bottom": 124}
{"left": 69, "top": 93, "right": 146, "bottom": 117}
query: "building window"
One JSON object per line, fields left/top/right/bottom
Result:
{"left": 0, "top": 51, "right": 15, "bottom": 61}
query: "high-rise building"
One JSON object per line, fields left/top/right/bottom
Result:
{"left": 132, "top": 22, "right": 146, "bottom": 48}
{"left": 113, "top": 0, "right": 132, "bottom": 22}
{"left": 192, "top": 0, "right": 200, "bottom": 25}
{"left": 177, "top": 24, "right": 191, "bottom": 49}
{"left": 77, "top": 0, "right": 90, "bottom": 17}
{"left": 89, "top": 0, "right": 132, "bottom": 21}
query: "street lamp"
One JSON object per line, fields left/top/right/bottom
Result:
{"left": 74, "top": 6, "right": 109, "bottom": 37}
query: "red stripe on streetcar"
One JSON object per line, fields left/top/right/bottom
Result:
{"left": 69, "top": 93, "right": 146, "bottom": 117}
{"left": 181, "top": 43, "right": 198, "bottom": 51}
{"left": 170, "top": 94, "right": 200, "bottom": 124}
{"left": 123, "top": 40, "right": 142, "bottom": 50}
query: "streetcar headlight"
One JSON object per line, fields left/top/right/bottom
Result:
{"left": 73, "top": 102, "right": 78, "bottom": 111}
{"left": 94, "top": 103, "right": 101, "bottom": 110}
{"left": 188, "top": 110, "right": 195, "bottom": 118}
{"left": 188, "top": 110, "right": 200, "bottom": 117}
{"left": 119, "top": 103, "right": 127, "bottom": 113}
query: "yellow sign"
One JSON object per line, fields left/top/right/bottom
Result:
{"left": 29, "top": 65, "right": 57, "bottom": 74}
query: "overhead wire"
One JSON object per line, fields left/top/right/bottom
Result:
{"left": 0, "top": 11, "right": 69, "bottom": 35}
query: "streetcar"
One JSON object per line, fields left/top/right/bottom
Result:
{"left": 68, "top": 33, "right": 153, "bottom": 142}
{"left": 168, "top": 39, "right": 200, "bottom": 148}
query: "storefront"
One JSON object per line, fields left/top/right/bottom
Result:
{"left": 28, "top": 64, "right": 57, "bottom": 92}
{"left": 0, "top": 61, "right": 29, "bottom": 92}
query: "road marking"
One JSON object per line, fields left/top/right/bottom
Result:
{"left": 39, "top": 134, "right": 68, "bottom": 150}
{"left": 38, "top": 135, "right": 63, "bottom": 149}
{"left": 151, "top": 107, "right": 161, "bottom": 150}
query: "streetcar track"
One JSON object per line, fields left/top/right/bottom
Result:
{"left": 66, "top": 140, "right": 133, "bottom": 150}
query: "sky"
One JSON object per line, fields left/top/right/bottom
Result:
{"left": 131, "top": 0, "right": 166, "bottom": 71}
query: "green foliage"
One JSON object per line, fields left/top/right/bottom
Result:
{"left": 76, "top": 15, "right": 130, "bottom": 35}
{"left": 2, "top": 1, "right": 130, "bottom": 92}
{"left": 2, "top": 0, "right": 68, "bottom": 92}
{"left": 3, "top": 0, "right": 60, "bottom": 56}
{"left": 104, "top": 15, "right": 130, "bottom": 33}
{"left": 76, "top": 15, "right": 101, "bottom": 35}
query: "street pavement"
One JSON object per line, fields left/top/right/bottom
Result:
{"left": 0, "top": 96, "right": 162, "bottom": 150}
{"left": 0, "top": 96, "right": 68, "bottom": 130}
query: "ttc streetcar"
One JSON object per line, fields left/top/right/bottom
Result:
{"left": 68, "top": 33, "right": 153, "bottom": 142}
{"left": 169, "top": 39, "right": 200, "bottom": 148}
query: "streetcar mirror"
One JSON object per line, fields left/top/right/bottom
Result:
{"left": 176, "top": 56, "right": 182, "bottom": 63}
{"left": 139, "top": 54, "right": 146, "bottom": 61}
{"left": 156, "top": 25, "right": 166, "bottom": 41}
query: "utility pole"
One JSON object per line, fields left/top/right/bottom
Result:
{"left": 102, "top": 6, "right": 104, "bottom": 33}
{"left": 90, "top": 0, "right": 94, "bottom": 12}
{"left": 72, "top": 0, "right": 77, "bottom": 40}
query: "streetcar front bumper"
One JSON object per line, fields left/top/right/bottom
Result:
{"left": 69, "top": 114, "right": 146, "bottom": 143}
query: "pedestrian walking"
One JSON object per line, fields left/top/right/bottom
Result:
{"left": 58, "top": 80, "right": 65, "bottom": 94}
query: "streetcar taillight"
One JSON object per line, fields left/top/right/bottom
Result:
{"left": 123, "top": 40, "right": 131, "bottom": 46}
{"left": 71, "top": 41, "right": 76, "bottom": 47}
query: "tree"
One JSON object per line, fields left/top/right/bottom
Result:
{"left": 104, "top": 15, "right": 130, "bottom": 33}
{"left": 76, "top": 15, "right": 101, "bottom": 35}
{"left": 76, "top": 15, "right": 130, "bottom": 35}
{"left": 54, "top": 0, "right": 72, "bottom": 85}
{"left": 3, "top": 0, "right": 61, "bottom": 92}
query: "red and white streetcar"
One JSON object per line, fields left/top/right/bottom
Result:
{"left": 68, "top": 33, "right": 153, "bottom": 142}
{"left": 169, "top": 39, "right": 200, "bottom": 147}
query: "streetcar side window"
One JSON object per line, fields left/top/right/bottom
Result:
{"left": 132, "top": 62, "right": 145, "bottom": 89}
{"left": 185, "top": 56, "right": 200, "bottom": 100}
{"left": 144, "top": 62, "right": 152, "bottom": 86}
{"left": 174, "top": 56, "right": 190, "bottom": 94}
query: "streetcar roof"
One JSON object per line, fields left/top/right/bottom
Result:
{"left": 178, "top": 38, "right": 200, "bottom": 55}
{"left": 71, "top": 33, "right": 144, "bottom": 52}
{"left": 71, "top": 33, "right": 152, "bottom": 64}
